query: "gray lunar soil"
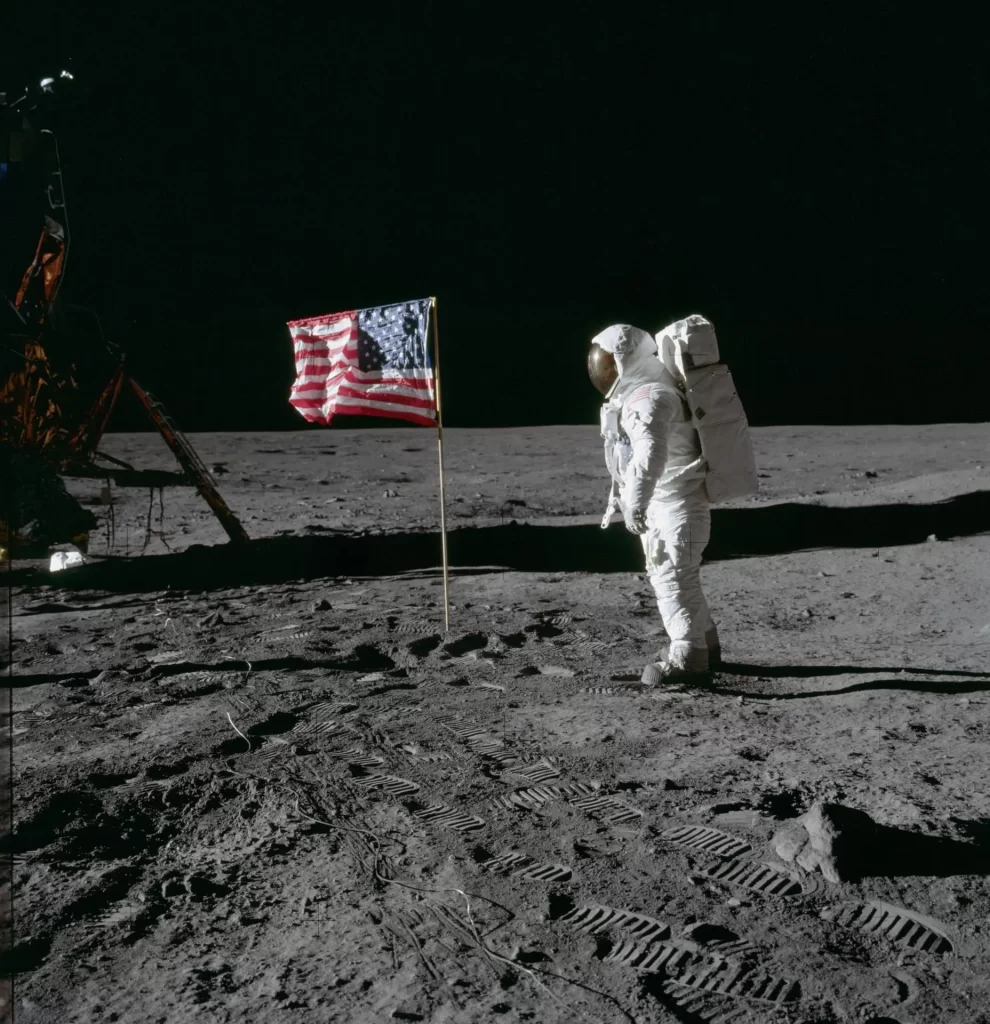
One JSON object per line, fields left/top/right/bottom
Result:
{"left": 5, "top": 424, "right": 990, "bottom": 1024}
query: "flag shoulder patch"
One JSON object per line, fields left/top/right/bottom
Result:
{"left": 624, "top": 383, "right": 678, "bottom": 424}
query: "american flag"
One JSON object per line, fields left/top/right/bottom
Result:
{"left": 288, "top": 298, "right": 437, "bottom": 427}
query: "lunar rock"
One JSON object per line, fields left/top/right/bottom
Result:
{"left": 774, "top": 800, "right": 879, "bottom": 882}
{"left": 773, "top": 822, "right": 809, "bottom": 863}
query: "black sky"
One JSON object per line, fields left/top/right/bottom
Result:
{"left": 7, "top": 5, "right": 990, "bottom": 429}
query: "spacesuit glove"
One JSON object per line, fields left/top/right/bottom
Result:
{"left": 601, "top": 494, "right": 621, "bottom": 529}
{"left": 622, "top": 505, "right": 648, "bottom": 536}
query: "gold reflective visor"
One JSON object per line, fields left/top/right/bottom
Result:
{"left": 587, "top": 342, "right": 618, "bottom": 396}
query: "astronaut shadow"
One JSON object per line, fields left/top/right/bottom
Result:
{"left": 705, "top": 488, "right": 990, "bottom": 560}
{"left": 721, "top": 662, "right": 990, "bottom": 681}
{"left": 711, "top": 675, "right": 990, "bottom": 701}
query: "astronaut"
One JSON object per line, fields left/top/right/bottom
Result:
{"left": 589, "top": 323, "right": 720, "bottom": 683}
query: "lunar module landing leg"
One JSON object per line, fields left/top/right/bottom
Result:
{"left": 128, "top": 377, "right": 250, "bottom": 545}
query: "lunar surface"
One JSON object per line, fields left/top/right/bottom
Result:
{"left": 5, "top": 424, "right": 990, "bottom": 1024}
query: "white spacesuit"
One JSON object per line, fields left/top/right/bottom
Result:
{"left": 589, "top": 323, "right": 720, "bottom": 683}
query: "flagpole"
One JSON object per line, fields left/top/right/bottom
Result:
{"left": 430, "top": 296, "right": 451, "bottom": 633}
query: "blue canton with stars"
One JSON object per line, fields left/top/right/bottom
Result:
{"left": 356, "top": 299, "right": 433, "bottom": 374}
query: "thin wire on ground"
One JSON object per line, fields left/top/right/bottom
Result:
{"left": 221, "top": 713, "right": 640, "bottom": 1024}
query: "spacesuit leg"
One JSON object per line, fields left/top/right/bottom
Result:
{"left": 642, "top": 481, "right": 714, "bottom": 675}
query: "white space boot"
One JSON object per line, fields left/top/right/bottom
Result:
{"left": 641, "top": 644, "right": 711, "bottom": 686}
{"left": 644, "top": 624, "right": 721, "bottom": 684}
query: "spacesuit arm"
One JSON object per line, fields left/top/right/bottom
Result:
{"left": 621, "top": 384, "right": 680, "bottom": 510}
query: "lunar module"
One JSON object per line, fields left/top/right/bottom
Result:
{"left": 1, "top": 68, "right": 247, "bottom": 558}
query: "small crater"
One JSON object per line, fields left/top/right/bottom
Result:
{"left": 248, "top": 712, "right": 299, "bottom": 737}
{"left": 11, "top": 790, "right": 103, "bottom": 852}
{"left": 87, "top": 772, "right": 133, "bottom": 790}
{"left": 443, "top": 632, "right": 488, "bottom": 657}
{"left": 146, "top": 759, "right": 192, "bottom": 781}
{"left": 38, "top": 800, "right": 158, "bottom": 861}
{"left": 407, "top": 635, "right": 443, "bottom": 658}
{"left": 757, "top": 788, "right": 806, "bottom": 819}
{"left": 499, "top": 633, "right": 527, "bottom": 649}
{"left": 162, "top": 877, "right": 188, "bottom": 898}
{"left": 334, "top": 644, "right": 396, "bottom": 672}
{"left": 186, "top": 874, "right": 232, "bottom": 900}
{"left": 215, "top": 737, "right": 258, "bottom": 756}
{"left": 7, "top": 935, "right": 55, "bottom": 974}
{"left": 514, "top": 948, "right": 551, "bottom": 964}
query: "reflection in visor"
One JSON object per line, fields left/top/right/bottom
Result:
{"left": 587, "top": 342, "right": 618, "bottom": 396}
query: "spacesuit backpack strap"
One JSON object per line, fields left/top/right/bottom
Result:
{"left": 600, "top": 400, "right": 623, "bottom": 478}
{"left": 600, "top": 400, "right": 624, "bottom": 527}
{"left": 600, "top": 401, "right": 621, "bottom": 440}
{"left": 620, "top": 382, "right": 682, "bottom": 512}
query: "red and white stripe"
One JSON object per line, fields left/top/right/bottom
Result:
{"left": 627, "top": 383, "right": 659, "bottom": 405}
{"left": 287, "top": 309, "right": 437, "bottom": 427}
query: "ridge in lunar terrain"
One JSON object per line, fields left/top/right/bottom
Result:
{"left": 5, "top": 424, "right": 990, "bottom": 1024}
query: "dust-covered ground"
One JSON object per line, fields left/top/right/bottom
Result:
{"left": 5, "top": 425, "right": 990, "bottom": 1024}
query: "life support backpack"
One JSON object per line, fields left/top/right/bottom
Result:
{"left": 654, "top": 315, "right": 759, "bottom": 504}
